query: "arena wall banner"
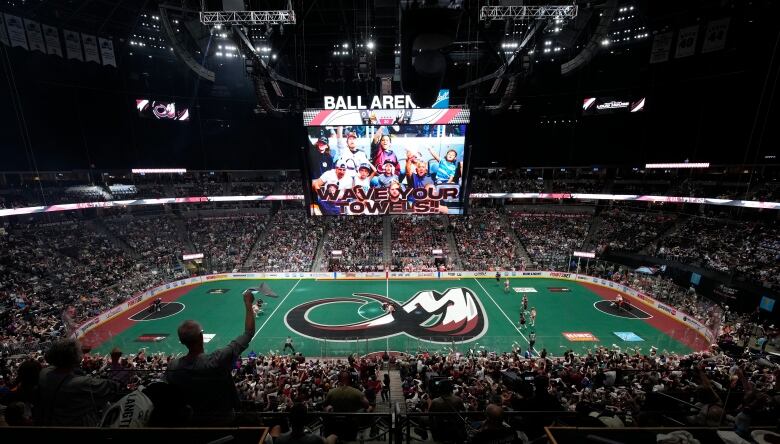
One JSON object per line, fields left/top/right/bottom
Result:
{"left": 73, "top": 271, "right": 715, "bottom": 344}
{"left": 3, "top": 192, "right": 780, "bottom": 218}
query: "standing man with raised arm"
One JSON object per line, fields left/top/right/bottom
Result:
{"left": 335, "top": 126, "right": 373, "bottom": 173}
{"left": 164, "top": 289, "right": 256, "bottom": 426}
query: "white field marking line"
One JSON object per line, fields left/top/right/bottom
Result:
{"left": 133, "top": 302, "right": 170, "bottom": 321}
{"left": 622, "top": 305, "right": 641, "bottom": 319}
{"left": 592, "top": 300, "right": 649, "bottom": 319}
{"left": 593, "top": 299, "right": 653, "bottom": 319}
{"left": 474, "top": 278, "right": 538, "bottom": 356}
{"left": 132, "top": 303, "right": 185, "bottom": 322}
{"left": 252, "top": 279, "right": 302, "bottom": 341}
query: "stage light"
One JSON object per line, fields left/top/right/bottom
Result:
{"left": 601, "top": 39, "right": 610, "bottom": 46}
{"left": 367, "top": 41, "right": 375, "bottom": 49}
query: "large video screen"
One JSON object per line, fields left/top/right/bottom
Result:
{"left": 136, "top": 99, "right": 190, "bottom": 121}
{"left": 304, "top": 124, "right": 468, "bottom": 215}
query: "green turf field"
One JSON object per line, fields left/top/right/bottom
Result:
{"left": 89, "top": 278, "right": 696, "bottom": 357}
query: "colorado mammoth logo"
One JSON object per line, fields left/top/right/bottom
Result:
{"left": 284, "top": 288, "right": 487, "bottom": 342}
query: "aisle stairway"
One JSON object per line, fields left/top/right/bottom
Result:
{"left": 373, "top": 369, "right": 402, "bottom": 413}
{"left": 311, "top": 224, "right": 331, "bottom": 272}
{"left": 88, "top": 218, "right": 138, "bottom": 259}
{"left": 442, "top": 217, "right": 463, "bottom": 269}
{"left": 581, "top": 215, "right": 602, "bottom": 251}
{"left": 383, "top": 216, "right": 392, "bottom": 268}
{"left": 499, "top": 211, "right": 532, "bottom": 266}
{"left": 640, "top": 215, "right": 689, "bottom": 255}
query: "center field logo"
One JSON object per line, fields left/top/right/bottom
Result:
{"left": 284, "top": 288, "right": 487, "bottom": 342}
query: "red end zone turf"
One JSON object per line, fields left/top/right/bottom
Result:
{"left": 79, "top": 285, "right": 195, "bottom": 349}
{"left": 580, "top": 282, "right": 710, "bottom": 351}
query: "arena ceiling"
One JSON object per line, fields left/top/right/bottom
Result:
{"left": 0, "top": 0, "right": 779, "bottom": 170}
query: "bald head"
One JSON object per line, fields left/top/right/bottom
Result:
{"left": 339, "top": 370, "right": 352, "bottom": 386}
{"left": 177, "top": 320, "right": 203, "bottom": 350}
{"left": 485, "top": 404, "right": 504, "bottom": 425}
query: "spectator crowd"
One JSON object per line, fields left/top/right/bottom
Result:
{"left": 450, "top": 211, "right": 522, "bottom": 271}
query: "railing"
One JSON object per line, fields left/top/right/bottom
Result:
{"left": 3, "top": 390, "right": 773, "bottom": 443}
{"left": 241, "top": 411, "right": 393, "bottom": 443}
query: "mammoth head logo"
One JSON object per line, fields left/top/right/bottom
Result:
{"left": 284, "top": 287, "right": 487, "bottom": 343}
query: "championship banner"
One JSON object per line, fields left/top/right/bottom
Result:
{"left": 4, "top": 14, "right": 28, "bottom": 49}
{"left": 649, "top": 31, "right": 673, "bottom": 64}
{"left": 81, "top": 33, "right": 100, "bottom": 63}
{"left": 675, "top": 25, "right": 698, "bottom": 58}
{"left": 63, "top": 29, "right": 83, "bottom": 60}
{"left": 98, "top": 37, "right": 117, "bottom": 67}
{"left": 42, "top": 24, "right": 63, "bottom": 57}
{"left": 0, "top": 14, "right": 9, "bottom": 46}
{"left": 23, "top": 19, "right": 45, "bottom": 53}
{"left": 702, "top": 18, "right": 729, "bottom": 53}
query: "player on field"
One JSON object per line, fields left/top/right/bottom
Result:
{"left": 522, "top": 294, "right": 528, "bottom": 311}
{"left": 519, "top": 311, "right": 527, "bottom": 330}
{"left": 530, "top": 307, "right": 537, "bottom": 327}
{"left": 504, "top": 278, "right": 510, "bottom": 294}
{"left": 252, "top": 301, "right": 263, "bottom": 318}
{"left": 528, "top": 330, "right": 536, "bottom": 352}
{"left": 496, "top": 271, "right": 501, "bottom": 285}
{"left": 283, "top": 336, "right": 295, "bottom": 354}
{"left": 149, "top": 297, "right": 162, "bottom": 313}
{"left": 382, "top": 301, "right": 396, "bottom": 315}
{"left": 615, "top": 293, "right": 624, "bottom": 311}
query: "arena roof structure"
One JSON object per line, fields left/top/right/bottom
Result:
{"left": 0, "top": 0, "right": 778, "bottom": 170}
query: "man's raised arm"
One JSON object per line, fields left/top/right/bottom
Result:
{"left": 243, "top": 289, "right": 256, "bottom": 336}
